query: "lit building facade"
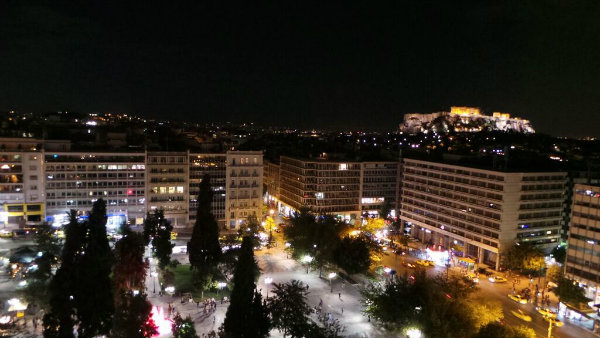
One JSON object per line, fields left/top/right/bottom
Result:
{"left": 189, "top": 153, "right": 227, "bottom": 227}
{"left": 44, "top": 152, "right": 146, "bottom": 228}
{"left": 225, "top": 151, "right": 263, "bottom": 229}
{"left": 0, "top": 151, "right": 44, "bottom": 227}
{"left": 146, "top": 152, "right": 189, "bottom": 227}
{"left": 400, "top": 158, "right": 566, "bottom": 269}
{"left": 277, "top": 156, "right": 400, "bottom": 220}
{"left": 565, "top": 184, "right": 600, "bottom": 305}
{"left": 0, "top": 139, "right": 263, "bottom": 230}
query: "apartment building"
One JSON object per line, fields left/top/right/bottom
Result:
{"left": 361, "top": 162, "right": 401, "bottom": 216}
{"left": 400, "top": 158, "right": 566, "bottom": 269}
{"left": 565, "top": 184, "right": 600, "bottom": 305}
{"left": 189, "top": 153, "right": 227, "bottom": 227}
{"left": 146, "top": 152, "right": 189, "bottom": 227}
{"left": 276, "top": 156, "right": 400, "bottom": 220}
{"left": 44, "top": 152, "right": 146, "bottom": 228}
{"left": 0, "top": 151, "right": 44, "bottom": 227}
{"left": 264, "top": 160, "right": 280, "bottom": 201}
{"left": 225, "top": 151, "right": 263, "bottom": 229}
{"left": 0, "top": 140, "right": 263, "bottom": 230}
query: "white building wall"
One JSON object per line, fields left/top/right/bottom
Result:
{"left": 225, "top": 151, "right": 263, "bottom": 230}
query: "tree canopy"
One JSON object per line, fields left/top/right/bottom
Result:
{"left": 267, "top": 280, "right": 313, "bottom": 338}
{"left": 502, "top": 243, "right": 546, "bottom": 272}
{"left": 361, "top": 271, "right": 481, "bottom": 338}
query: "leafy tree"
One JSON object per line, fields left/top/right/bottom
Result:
{"left": 188, "top": 174, "right": 222, "bottom": 273}
{"left": 362, "top": 271, "right": 478, "bottom": 337}
{"left": 474, "top": 323, "right": 509, "bottom": 338}
{"left": 284, "top": 210, "right": 345, "bottom": 276}
{"left": 242, "top": 214, "right": 261, "bottom": 237}
{"left": 267, "top": 280, "right": 313, "bottom": 338}
{"left": 144, "top": 210, "right": 175, "bottom": 269}
{"left": 552, "top": 277, "right": 590, "bottom": 305}
{"left": 32, "top": 222, "right": 61, "bottom": 281}
{"left": 113, "top": 225, "right": 148, "bottom": 294}
{"left": 363, "top": 217, "right": 385, "bottom": 234}
{"left": 312, "top": 216, "right": 345, "bottom": 277}
{"left": 22, "top": 222, "right": 61, "bottom": 310}
{"left": 379, "top": 199, "right": 392, "bottom": 221}
{"left": 310, "top": 316, "right": 345, "bottom": 338}
{"left": 43, "top": 211, "right": 85, "bottom": 338}
{"left": 551, "top": 244, "right": 567, "bottom": 264}
{"left": 284, "top": 207, "right": 317, "bottom": 259}
{"left": 469, "top": 300, "right": 503, "bottom": 330}
{"left": 502, "top": 243, "right": 546, "bottom": 272}
{"left": 142, "top": 211, "right": 157, "bottom": 246}
{"left": 112, "top": 291, "right": 157, "bottom": 338}
{"left": 333, "top": 235, "right": 371, "bottom": 274}
{"left": 511, "top": 325, "right": 537, "bottom": 338}
{"left": 77, "top": 199, "right": 114, "bottom": 338}
{"left": 153, "top": 211, "right": 174, "bottom": 269}
{"left": 172, "top": 314, "right": 199, "bottom": 338}
{"left": 222, "top": 236, "right": 265, "bottom": 338}
{"left": 546, "top": 264, "right": 563, "bottom": 283}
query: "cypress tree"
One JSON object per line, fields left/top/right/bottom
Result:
{"left": 188, "top": 174, "right": 221, "bottom": 272}
{"left": 222, "top": 236, "right": 262, "bottom": 338}
{"left": 43, "top": 210, "right": 85, "bottom": 338}
{"left": 76, "top": 199, "right": 114, "bottom": 338}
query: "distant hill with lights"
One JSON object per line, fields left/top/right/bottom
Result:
{"left": 399, "top": 106, "right": 535, "bottom": 134}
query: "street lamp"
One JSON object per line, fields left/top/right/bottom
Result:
{"left": 285, "top": 242, "right": 291, "bottom": 258}
{"left": 302, "top": 255, "right": 313, "bottom": 274}
{"left": 217, "top": 282, "right": 227, "bottom": 296}
{"left": 264, "top": 277, "right": 273, "bottom": 298}
{"left": 328, "top": 272, "right": 336, "bottom": 286}
{"left": 406, "top": 328, "right": 422, "bottom": 338}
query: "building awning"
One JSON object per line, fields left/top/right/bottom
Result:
{"left": 564, "top": 302, "right": 596, "bottom": 315}
{"left": 458, "top": 257, "right": 476, "bottom": 264}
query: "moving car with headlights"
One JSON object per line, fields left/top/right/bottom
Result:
{"left": 543, "top": 316, "right": 563, "bottom": 327}
{"left": 536, "top": 307, "right": 557, "bottom": 319}
{"left": 416, "top": 259, "right": 434, "bottom": 267}
{"left": 508, "top": 294, "right": 528, "bottom": 304}
{"left": 403, "top": 262, "right": 416, "bottom": 269}
{"left": 511, "top": 309, "right": 532, "bottom": 322}
{"left": 488, "top": 275, "right": 507, "bottom": 283}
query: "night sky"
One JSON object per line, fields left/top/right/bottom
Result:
{"left": 1, "top": 2, "right": 599, "bottom": 136}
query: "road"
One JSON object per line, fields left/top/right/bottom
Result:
{"left": 380, "top": 250, "right": 596, "bottom": 338}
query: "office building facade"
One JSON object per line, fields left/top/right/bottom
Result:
{"left": 276, "top": 156, "right": 400, "bottom": 220}
{"left": 400, "top": 158, "right": 566, "bottom": 269}
{"left": 565, "top": 184, "right": 600, "bottom": 305}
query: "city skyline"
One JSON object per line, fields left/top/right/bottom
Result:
{"left": 1, "top": 2, "right": 600, "bottom": 136}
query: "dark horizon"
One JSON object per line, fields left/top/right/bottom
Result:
{"left": 1, "top": 2, "right": 599, "bottom": 137}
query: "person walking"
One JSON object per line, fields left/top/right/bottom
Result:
{"left": 338, "top": 292, "right": 341, "bottom": 299}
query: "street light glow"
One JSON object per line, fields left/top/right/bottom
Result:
{"left": 406, "top": 328, "right": 422, "bottom": 338}
{"left": 328, "top": 272, "right": 337, "bottom": 279}
{"left": 264, "top": 277, "right": 273, "bottom": 285}
{"left": 218, "top": 282, "right": 227, "bottom": 289}
{"left": 302, "top": 255, "right": 313, "bottom": 263}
